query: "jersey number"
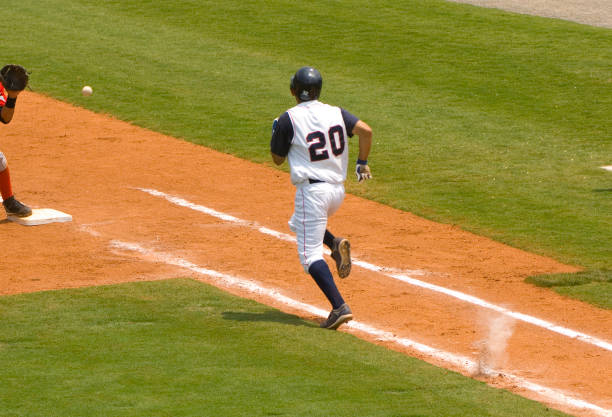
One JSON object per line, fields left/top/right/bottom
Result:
{"left": 306, "top": 125, "right": 345, "bottom": 162}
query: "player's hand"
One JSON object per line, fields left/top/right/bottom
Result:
{"left": 355, "top": 161, "right": 372, "bottom": 182}
{"left": 1, "top": 65, "right": 29, "bottom": 94}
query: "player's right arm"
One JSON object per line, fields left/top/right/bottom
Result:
{"left": 270, "top": 112, "right": 293, "bottom": 166}
{"left": 271, "top": 153, "right": 285, "bottom": 165}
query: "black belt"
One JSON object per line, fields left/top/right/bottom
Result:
{"left": 308, "top": 179, "right": 324, "bottom": 184}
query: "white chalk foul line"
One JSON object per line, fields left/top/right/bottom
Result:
{"left": 137, "top": 187, "right": 612, "bottom": 354}
{"left": 109, "top": 238, "right": 612, "bottom": 417}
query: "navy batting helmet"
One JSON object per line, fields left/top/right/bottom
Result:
{"left": 290, "top": 66, "right": 322, "bottom": 101}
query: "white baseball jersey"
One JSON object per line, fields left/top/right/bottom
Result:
{"left": 271, "top": 100, "right": 360, "bottom": 271}
{"left": 271, "top": 100, "right": 359, "bottom": 185}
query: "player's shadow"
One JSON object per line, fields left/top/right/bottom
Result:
{"left": 593, "top": 188, "right": 612, "bottom": 192}
{"left": 222, "top": 310, "right": 315, "bottom": 327}
{"left": 0, "top": 219, "right": 12, "bottom": 224}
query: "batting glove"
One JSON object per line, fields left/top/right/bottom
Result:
{"left": 355, "top": 159, "right": 372, "bottom": 182}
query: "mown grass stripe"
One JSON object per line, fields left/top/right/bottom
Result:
{"left": 107, "top": 239, "right": 610, "bottom": 417}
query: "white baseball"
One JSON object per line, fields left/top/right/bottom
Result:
{"left": 81, "top": 86, "right": 93, "bottom": 96}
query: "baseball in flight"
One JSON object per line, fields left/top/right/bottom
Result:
{"left": 81, "top": 85, "right": 93, "bottom": 96}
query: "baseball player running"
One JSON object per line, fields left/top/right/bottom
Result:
{"left": 270, "top": 66, "right": 373, "bottom": 330}
{"left": 0, "top": 65, "right": 31, "bottom": 217}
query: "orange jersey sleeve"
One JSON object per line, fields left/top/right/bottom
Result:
{"left": 0, "top": 83, "right": 6, "bottom": 106}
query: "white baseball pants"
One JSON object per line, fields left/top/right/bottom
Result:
{"left": 289, "top": 181, "right": 345, "bottom": 272}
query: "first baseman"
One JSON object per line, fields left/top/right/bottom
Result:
{"left": 0, "top": 64, "right": 31, "bottom": 217}
{"left": 270, "top": 66, "right": 373, "bottom": 330}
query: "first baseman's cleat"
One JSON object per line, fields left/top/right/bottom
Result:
{"left": 320, "top": 303, "right": 353, "bottom": 330}
{"left": 3, "top": 196, "right": 32, "bottom": 217}
{"left": 331, "top": 237, "right": 351, "bottom": 278}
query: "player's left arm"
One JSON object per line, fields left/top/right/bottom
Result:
{"left": 0, "top": 89, "right": 19, "bottom": 124}
{"left": 352, "top": 120, "right": 373, "bottom": 182}
{"left": 341, "top": 108, "right": 373, "bottom": 182}
{"left": 0, "top": 64, "right": 28, "bottom": 124}
{"left": 353, "top": 120, "right": 372, "bottom": 162}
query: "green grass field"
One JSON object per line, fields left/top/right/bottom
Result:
{"left": 0, "top": 279, "right": 570, "bottom": 416}
{"left": 6, "top": 0, "right": 611, "bottom": 305}
{"left": 1, "top": 0, "right": 610, "bottom": 415}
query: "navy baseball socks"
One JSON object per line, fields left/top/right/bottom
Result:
{"left": 324, "top": 230, "right": 352, "bottom": 279}
{"left": 308, "top": 259, "right": 353, "bottom": 330}
{"left": 323, "top": 230, "right": 335, "bottom": 248}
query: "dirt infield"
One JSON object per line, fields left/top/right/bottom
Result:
{"left": 1, "top": 92, "right": 611, "bottom": 416}
{"left": 448, "top": 0, "right": 612, "bottom": 28}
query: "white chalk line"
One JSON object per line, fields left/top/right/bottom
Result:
{"left": 109, "top": 238, "right": 612, "bottom": 417}
{"left": 136, "top": 187, "right": 612, "bottom": 354}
